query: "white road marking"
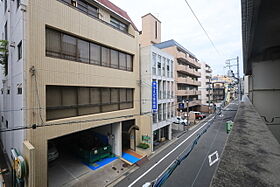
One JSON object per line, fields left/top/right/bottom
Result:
{"left": 208, "top": 151, "right": 219, "bottom": 167}
{"left": 128, "top": 116, "right": 215, "bottom": 187}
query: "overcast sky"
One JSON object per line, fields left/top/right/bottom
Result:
{"left": 110, "top": 0, "right": 243, "bottom": 76}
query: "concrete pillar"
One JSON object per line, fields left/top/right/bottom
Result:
{"left": 168, "top": 124, "right": 172, "bottom": 140}
{"left": 112, "top": 122, "right": 122, "bottom": 157}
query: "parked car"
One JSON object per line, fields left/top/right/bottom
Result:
{"left": 192, "top": 112, "right": 207, "bottom": 120}
{"left": 174, "top": 116, "right": 188, "bottom": 126}
{"left": 48, "top": 142, "right": 59, "bottom": 162}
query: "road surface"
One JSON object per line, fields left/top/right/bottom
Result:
{"left": 114, "top": 101, "right": 239, "bottom": 187}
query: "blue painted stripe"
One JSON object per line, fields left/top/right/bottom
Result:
{"left": 84, "top": 157, "right": 118, "bottom": 170}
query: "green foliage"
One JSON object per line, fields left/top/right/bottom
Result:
{"left": 0, "top": 40, "right": 8, "bottom": 76}
{"left": 137, "top": 143, "right": 150, "bottom": 149}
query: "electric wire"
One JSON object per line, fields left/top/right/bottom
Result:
{"left": 183, "top": 0, "right": 222, "bottom": 57}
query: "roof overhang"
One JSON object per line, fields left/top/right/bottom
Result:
{"left": 242, "top": 0, "right": 280, "bottom": 75}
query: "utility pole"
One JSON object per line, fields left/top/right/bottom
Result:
{"left": 224, "top": 56, "right": 241, "bottom": 102}
{"left": 208, "top": 77, "right": 211, "bottom": 113}
{"left": 186, "top": 95, "right": 189, "bottom": 127}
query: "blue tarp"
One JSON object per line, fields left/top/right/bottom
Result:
{"left": 84, "top": 157, "right": 117, "bottom": 170}
{"left": 122, "top": 152, "right": 140, "bottom": 164}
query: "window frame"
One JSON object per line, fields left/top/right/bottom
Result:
{"left": 46, "top": 85, "right": 134, "bottom": 121}
{"left": 46, "top": 27, "right": 133, "bottom": 72}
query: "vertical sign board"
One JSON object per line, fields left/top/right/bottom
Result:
{"left": 152, "top": 81, "right": 158, "bottom": 112}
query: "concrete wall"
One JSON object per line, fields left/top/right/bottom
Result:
{"left": 140, "top": 13, "right": 161, "bottom": 47}
{"left": 249, "top": 60, "right": 280, "bottom": 142}
{"left": 0, "top": 0, "right": 25, "bottom": 160}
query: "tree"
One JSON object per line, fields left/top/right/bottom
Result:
{"left": 0, "top": 40, "right": 8, "bottom": 76}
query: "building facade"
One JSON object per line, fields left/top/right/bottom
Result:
{"left": 154, "top": 40, "right": 201, "bottom": 113}
{"left": 0, "top": 0, "right": 151, "bottom": 186}
{"left": 242, "top": 0, "right": 280, "bottom": 142}
{"left": 199, "top": 62, "right": 213, "bottom": 105}
{"left": 140, "top": 45, "right": 175, "bottom": 149}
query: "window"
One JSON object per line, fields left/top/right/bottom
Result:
{"left": 110, "top": 49, "right": 119, "bottom": 68}
{"left": 155, "top": 21, "right": 158, "bottom": 39}
{"left": 157, "top": 55, "right": 161, "bottom": 76}
{"left": 46, "top": 86, "right": 134, "bottom": 120}
{"left": 59, "top": 0, "right": 98, "bottom": 18}
{"left": 167, "top": 59, "right": 170, "bottom": 77}
{"left": 46, "top": 28, "right": 133, "bottom": 71}
{"left": 4, "top": 22, "right": 7, "bottom": 41}
{"left": 110, "top": 17, "right": 128, "bottom": 33}
{"left": 77, "top": 39, "right": 89, "bottom": 63}
{"left": 119, "top": 52, "right": 126, "bottom": 70}
{"left": 61, "top": 34, "right": 77, "bottom": 60}
{"left": 5, "top": 120, "right": 8, "bottom": 128}
{"left": 1, "top": 116, "right": 3, "bottom": 122}
{"left": 126, "top": 54, "right": 132, "bottom": 71}
{"left": 17, "top": 0, "right": 20, "bottom": 8}
{"left": 90, "top": 43, "right": 101, "bottom": 65}
{"left": 46, "top": 29, "right": 61, "bottom": 57}
{"left": 162, "top": 57, "right": 166, "bottom": 76}
{"left": 1, "top": 88, "right": 3, "bottom": 94}
{"left": 7, "top": 88, "right": 10, "bottom": 95}
{"left": 152, "top": 53, "right": 157, "bottom": 75}
{"left": 17, "top": 41, "right": 22, "bottom": 60}
{"left": 101, "top": 47, "right": 110, "bottom": 67}
{"left": 17, "top": 84, "right": 22, "bottom": 94}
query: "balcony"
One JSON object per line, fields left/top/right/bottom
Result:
{"left": 176, "top": 90, "right": 201, "bottom": 96}
{"left": 177, "top": 77, "right": 201, "bottom": 86}
{"left": 177, "top": 52, "right": 201, "bottom": 69}
{"left": 177, "top": 64, "right": 201, "bottom": 77}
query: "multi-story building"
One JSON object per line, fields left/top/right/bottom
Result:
{"left": 0, "top": 0, "right": 151, "bottom": 186}
{"left": 154, "top": 40, "right": 201, "bottom": 113}
{"left": 139, "top": 13, "right": 175, "bottom": 148}
{"left": 212, "top": 75, "right": 237, "bottom": 104}
{"left": 141, "top": 45, "right": 175, "bottom": 149}
{"left": 199, "top": 62, "right": 213, "bottom": 105}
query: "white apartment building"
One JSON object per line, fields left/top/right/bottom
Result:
{"left": 141, "top": 45, "right": 175, "bottom": 149}
{"left": 199, "top": 62, "right": 213, "bottom": 105}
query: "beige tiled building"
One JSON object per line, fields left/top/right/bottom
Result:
{"left": 0, "top": 0, "right": 152, "bottom": 186}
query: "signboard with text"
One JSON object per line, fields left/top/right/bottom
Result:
{"left": 152, "top": 81, "right": 158, "bottom": 112}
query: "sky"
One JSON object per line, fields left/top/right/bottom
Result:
{"left": 110, "top": 0, "right": 243, "bottom": 76}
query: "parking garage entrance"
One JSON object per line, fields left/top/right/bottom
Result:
{"left": 47, "top": 122, "right": 122, "bottom": 187}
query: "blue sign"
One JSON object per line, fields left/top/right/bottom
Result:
{"left": 179, "top": 103, "right": 185, "bottom": 109}
{"left": 152, "top": 81, "right": 158, "bottom": 112}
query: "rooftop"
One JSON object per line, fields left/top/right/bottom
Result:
{"left": 154, "top": 39, "right": 197, "bottom": 59}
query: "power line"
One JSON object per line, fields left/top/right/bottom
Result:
{"left": 183, "top": 0, "right": 222, "bottom": 57}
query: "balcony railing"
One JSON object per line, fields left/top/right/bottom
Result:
{"left": 177, "top": 52, "right": 201, "bottom": 69}
{"left": 177, "top": 64, "right": 201, "bottom": 77}
{"left": 176, "top": 90, "right": 201, "bottom": 96}
{"left": 177, "top": 77, "right": 201, "bottom": 86}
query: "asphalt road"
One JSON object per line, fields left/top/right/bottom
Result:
{"left": 114, "top": 101, "right": 239, "bottom": 187}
